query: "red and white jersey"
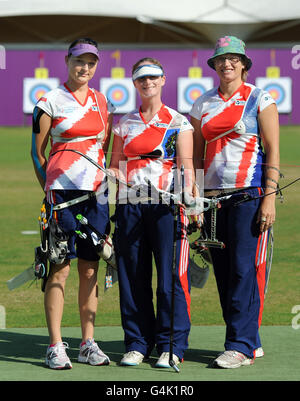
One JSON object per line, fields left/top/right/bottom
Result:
{"left": 114, "top": 104, "right": 193, "bottom": 198}
{"left": 190, "top": 82, "right": 276, "bottom": 189}
{"left": 36, "top": 84, "right": 114, "bottom": 192}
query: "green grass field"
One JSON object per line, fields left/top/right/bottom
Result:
{"left": 0, "top": 125, "right": 299, "bottom": 330}
{"left": 1, "top": 325, "right": 299, "bottom": 382}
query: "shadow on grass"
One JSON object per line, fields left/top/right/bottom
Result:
{"left": 0, "top": 330, "right": 125, "bottom": 368}
{"left": 184, "top": 348, "right": 219, "bottom": 368}
{"left": 0, "top": 330, "right": 219, "bottom": 369}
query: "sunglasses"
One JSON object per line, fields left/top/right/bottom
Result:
{"left": 214, "top": 55, "right": 242, "bottom": 65}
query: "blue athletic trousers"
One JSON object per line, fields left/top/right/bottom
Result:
{"left": 205, "top": 188, "right": 269, "bottom": 358}
{"left": 114, "top": 203, "right": 191, "bottom": 359}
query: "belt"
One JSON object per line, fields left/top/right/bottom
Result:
{"left": 52, "top": 192, "right": 96, "bottom": 211}
{"left": 127, "top": 156, "right": 162, "bottom": 161}
{"left": 204, "top": 187, "right": 247, "bottom": 197}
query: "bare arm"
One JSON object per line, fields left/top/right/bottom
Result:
{"left": 31, "top": 109, "right": 51, "bottom": 191}
{"left": 191, "top": 116, "right": 206, "bottom": 199}
{"left": 257, "top": 103, "right": 280, "bottom": 232}
{"left": 191, "top": 116, "right": 205, "bottom": 172}
{"left": 176, "top": 129, "right": 194, "bottom": 194}
{"left": 190, "top": 116, "right": 207, "bottom": 224}
{"left": 102, "top": 113, "right": 113, "bottom": 155}
{"left": 108, "top": 133, "right": 126, "bottom": 181}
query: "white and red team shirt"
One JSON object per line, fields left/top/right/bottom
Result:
{"left": 190, "top": 82, "right": 276, "bottom": 189}
{"left": 36, "top": 83, "right": 115, "bottom": 193}
{"left": 114, "top": 104, "right": 193, "bottom": 199}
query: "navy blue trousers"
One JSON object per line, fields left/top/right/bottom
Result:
{"left": 114, "top": 203, "right": 191, "bottom": 359}
{"left": 205, "top": 188, "right": 268, "bottom": 358}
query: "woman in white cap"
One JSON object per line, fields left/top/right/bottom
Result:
{"left": 109, "top": 57, "right": 194, "bottom": 369}
{"left": 31, "top": 38, "right": 114, "bottom": 369}
{"left": 190, "top": 36, "right": 280, "bottom": 368}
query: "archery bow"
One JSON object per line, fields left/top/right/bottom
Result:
{"left": 50, "top": 148, "right": 232, "bottom": 212}
{"left": 49, "top": 149, "right": 300, "bottom": 251}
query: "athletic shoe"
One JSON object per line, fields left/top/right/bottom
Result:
{"left": 155, "top": 352, "right": 180, "bottom": 368}
{"left": 255, "top": 347, "right": 264, "bottom": 358}
{"left": 78, "top": 338, "right": 110, "bottom": 366}
{"left": 120, "top": 351, "right": 144, "bottom": 366}
{"left": 213, "top": 350, "right": 254, "bottom": 369}
{"left": 45, "top": 342, "right": 72, "bottom": 369}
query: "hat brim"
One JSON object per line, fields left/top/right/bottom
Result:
{"left": 70, "top": 49, "right": 99, "bottom": 59}
{"left": 207, "top": 54, "right": 252, "bottom": 71}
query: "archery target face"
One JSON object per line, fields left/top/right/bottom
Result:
{"left": 100, "top": 78, "right": 135, "bottom": 113}
{"left": 177, "top": 77, "right": 214, "bottom": 113}
{"left": 264, "top": 84, "right": 285, "bottom": 105}
{"left": 30, "top": 84, "right": 51, "bottom": 104}
{"left": 23, "top": 78, "right": 60, "bottom": 114}
{"left": 107, "top": 84, "right": 129, "bottom": 106}
{"left": 184, "top": 83, "right": 206, "bottom": 104}
{"left": 255, "top": 77, "right": 292, "bottom": 113}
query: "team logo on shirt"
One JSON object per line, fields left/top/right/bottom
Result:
{"left": 154, "top": 122, "right": 169, "bottom": 128}
{"left": 165, "top": 131, "right": 177, "bottom": 157}
{"left": 235, "top": 100, "right": 246, "bottom": 105}
{"left": 61, "top": 106, "right": 77, "bottom": 113}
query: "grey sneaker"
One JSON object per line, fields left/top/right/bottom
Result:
{"left": 120, "top": 351, "right": 144, "bottom": 366}
{"left": 213, "top": 350, "right": 254, "bottom": 369}
{"left": 155, "top": 352, "right": 180, "bottom": 368}
{"left": 45, "top": 342, "right": 72, "bottom": 369}
{"left": 78, "top": 338, "right": 110, "bottom": 366}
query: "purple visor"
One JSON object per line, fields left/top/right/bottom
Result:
{"left": 68, "top": 43, "right": 99, "bottom": 59}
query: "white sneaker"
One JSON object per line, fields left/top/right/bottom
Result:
{"left": 213, "top": 350, "right": 254, "bottom": 369}
{"left": 78, "top": 338, "right": 110, "bottom": 366}
{"left": 155, "top": 352, "right": 180, "bottom": 368}
{"left": 255, "top": 347, "right": 264, "bottom": 358}
{"left": 120, "top": 351, "right": 144, "bottom": 366}
{"left": 45, "top": 342, "right": 72, "bottom": 369}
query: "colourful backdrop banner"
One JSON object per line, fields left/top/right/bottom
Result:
{"left": 0, "top": 48, "right": 299, "bottom": 125}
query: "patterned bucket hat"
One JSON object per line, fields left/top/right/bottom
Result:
{"left": 207, "top": 35, "right": 252, "bottom": 70}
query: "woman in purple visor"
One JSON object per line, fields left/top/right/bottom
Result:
{"left": 31, "top": 38, "right": 115, "bottom": 369}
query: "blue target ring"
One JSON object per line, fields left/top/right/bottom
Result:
{"left": 264, "top": 83, "right": 285, "bottom": 105}
{"left": 30, "top": 84, "right": 51, "bottom": 104}
{"left": 184, "top": 83, "right": 206, "bottom": 105}
{"left": 106, "top": 84, "right": 129, "bottom": 106}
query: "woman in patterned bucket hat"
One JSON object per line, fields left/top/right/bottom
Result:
{"left": 207, "top": 35, "right": 252, "bottom": 72}
{"left": 190, "top": 35, "right": 280, "bottom": 368}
